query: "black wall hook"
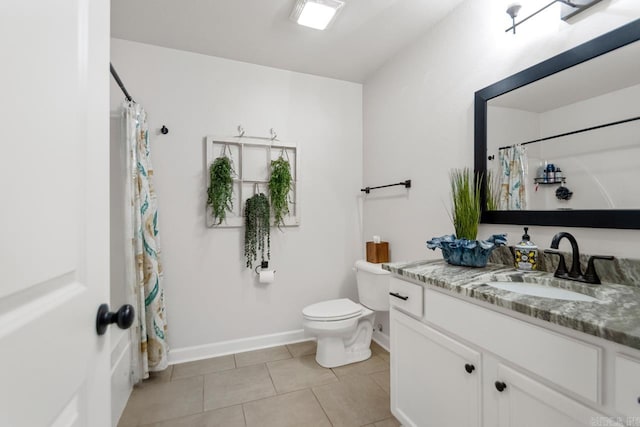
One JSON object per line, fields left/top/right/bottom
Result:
{"left": 161, "top": 125, "right": 169, "bottom": 135}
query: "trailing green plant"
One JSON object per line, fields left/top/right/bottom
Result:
{"left": 449, "top": 168, "right": 481, "bottom": 240}
{"left": 244, "top": 193, "right": 271, "bottom": 268}
{"left": 269, "top": 156, "right": 293, "bottom": 228}
{"left": 486, "top": 169, "right": 501, "bottom": 211}
{"left": 207, "top": 156, "right": 234, "bottom": 225}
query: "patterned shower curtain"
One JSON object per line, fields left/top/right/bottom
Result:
{"left": 123, "top": 101, "right": 169, "bottom": 381}
{"left": 498, "top": 145, "right": 528, "bottom": 210}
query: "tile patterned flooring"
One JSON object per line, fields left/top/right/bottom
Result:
{"left": 118, "top": 341, "right": 399, "bottom": 427}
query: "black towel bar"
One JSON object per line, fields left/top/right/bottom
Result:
{"left": 361, "top": 180, "right": 411, "bottom": 194}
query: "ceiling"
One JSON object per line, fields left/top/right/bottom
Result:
{"left": 110, "top": 0, "right": 466, "bottom": 83}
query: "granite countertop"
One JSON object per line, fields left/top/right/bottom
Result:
{"left": 383, "top": 260, "right": 640, "bottom": 351}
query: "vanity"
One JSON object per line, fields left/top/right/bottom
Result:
{"left": 382, "top": 18, "right": 640, "bottom": 427}
{"left": 385, "top": 260, "right": 640, "bottom": 427}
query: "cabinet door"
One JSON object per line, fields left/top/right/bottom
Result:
{"left": 495, "top": 364, "right": 622, "bottom": 427}
{"left": 391, "top": 309, "right": 481, "bottom": 427}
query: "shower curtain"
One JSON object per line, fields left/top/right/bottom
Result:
{"left": 498, "top": 145, "right": 528, "bottom": 210}
{"left": 123, "top": 101, "right": 169, "bottom": 381}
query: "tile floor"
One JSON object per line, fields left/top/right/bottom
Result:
{"left": 118, "top": 341, "right": 399, "bottom": 427}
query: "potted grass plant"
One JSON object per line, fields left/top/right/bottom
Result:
{"left": 427, "top": 168, "right": 506, "bottom": 267}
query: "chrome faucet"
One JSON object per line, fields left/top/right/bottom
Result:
{"left": 544, "top": 232, "right": 614, "bottom": 285}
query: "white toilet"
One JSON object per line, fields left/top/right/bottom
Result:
{"left": 302, "top": 260, "right": 391, "bottom": 368}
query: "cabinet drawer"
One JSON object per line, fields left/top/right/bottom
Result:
{"left": 423, "top": 288, "right": 601, "bottom": 403}
{"left": 389, "top": 277, "right": 423, "bottom": 318}
{"left": 614, "top": 354, "right": 640, "bottom": 417}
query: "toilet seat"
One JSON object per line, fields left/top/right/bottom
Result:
{"left": 302, "top": 298, "right": 363, "bottom": 321}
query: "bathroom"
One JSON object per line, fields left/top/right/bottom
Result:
{"left": 3, "top": 0, "right": 640, "bottom": 426}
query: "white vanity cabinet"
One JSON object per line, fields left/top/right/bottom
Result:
{"left": 391, "top": 309, "right": 481, "bottom": 427}
{"left": 614, "top": 355, "right": 640, "bottom": 418}
{"left": 390, "top": 276, "right": 634, "bottom": 427}
{"left": 492, "top": 362, "right": 618, "bottom": 427}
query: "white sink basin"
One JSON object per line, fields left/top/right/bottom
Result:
{"left": 485, "top": 282, "right": 598, "bottom": 302}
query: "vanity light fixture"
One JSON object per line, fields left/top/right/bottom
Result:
{"left": 506, "top": 0, "right": 603, "bottom": 34}
{"left": 290, "top": 0, "right": 344, "bottom": 30}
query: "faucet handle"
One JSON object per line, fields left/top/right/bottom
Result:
{"left": 584, "top": 255, "right": 615, "bottom": 285}
{"left": 544, "top": 250, "right": 568, "bottom": 277}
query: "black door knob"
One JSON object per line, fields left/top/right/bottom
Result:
{"left": 464, "top": 363, "right": 475, "bottom": 374}
{"left": 495, "top": 381, "right": 507, "bottom": 392}
{"left": 96, "top": 303, "right": 135, "bottom": 336}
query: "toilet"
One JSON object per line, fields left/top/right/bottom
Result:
{"left": 302, "top": 260, "right": 391, "bottom": 368}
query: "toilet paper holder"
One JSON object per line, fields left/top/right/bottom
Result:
{"left": 254, "top": 261, "right": 276, "bottom": 275}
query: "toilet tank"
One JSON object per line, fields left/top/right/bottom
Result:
{"left": 355, "top": 260, "right": 391, "bottom": 311}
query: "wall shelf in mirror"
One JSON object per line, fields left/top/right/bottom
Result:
{"left": 475, "top": 19, "right": 640, "bottom": 229}
{"left": 534, "top": 178, "right": 566, "bottom": 185}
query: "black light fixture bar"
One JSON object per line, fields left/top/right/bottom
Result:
{"left": 506, "top": 1, "right": 557, "bottom": 34}
{"left": 506, "top": 0, "right": 603, "bottom": 34}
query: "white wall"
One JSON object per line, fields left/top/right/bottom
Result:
{"left": 537, "top": 84, "right": 640, "bottom": 209}
{"left": 488, "top": 84, "right": 640, "bottom": 210}
{"left": 363, "top": 0, "right": 640, "bottom": 333}
{"left": 110, "top": 39, "right": 363, "bottom": 360}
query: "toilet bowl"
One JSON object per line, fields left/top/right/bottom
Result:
{"left": 302, "top": 261, "right": 391, "bottom": 368}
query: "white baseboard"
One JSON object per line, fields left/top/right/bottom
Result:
{"left": 111, "top": 330, "right": 133, "bottom": 427}
{"left": 372, "top": 330, "right": 390, "bottom": 352}
{"left": 168, "top": 329, "right": 311, "bottom": 365}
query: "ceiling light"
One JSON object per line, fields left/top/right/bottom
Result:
{"left": 290, "top": 0, "right": 344, "bottom": 31}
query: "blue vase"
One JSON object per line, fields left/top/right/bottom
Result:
{"left": 427, "top": 234, "right": 507, "bottom": 268}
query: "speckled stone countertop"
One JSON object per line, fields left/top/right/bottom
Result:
{"left": 383, "top": 259, "right": 640, "bottom": 351}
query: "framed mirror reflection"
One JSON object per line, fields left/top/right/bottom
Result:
{"left": 475, "top": 19, "right": 640, "bottom": 229}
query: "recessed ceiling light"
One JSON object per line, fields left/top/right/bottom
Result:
{"left": 290, "top": 0, "right": 345, "bottom": 31}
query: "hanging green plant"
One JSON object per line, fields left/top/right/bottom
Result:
{"left": 269, "top": 156, "right": 293, "bottom": 227}
{"left": 244, "top": 193, "right": 271, "bottom": 268}
{"left": 207, "top": 156, "right": 234, "bottom": 225}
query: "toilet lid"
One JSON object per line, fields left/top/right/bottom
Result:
{"left": 302, "top": 298, "right": 363, "bottom": 321}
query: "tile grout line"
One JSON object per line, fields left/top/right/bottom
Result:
{"left": 241, "top": 402, "right": 248, "bottom": 427}
{"left": 201, "top": 372, "right": 205, "bottom": 417}
{"left": 265, "top": 359, "right": 280, "bottom": 394}
{"left": 310, "top": 386, "right": 336, "bottom": 427}
{"left": 284, "top": 344, "right": 293, "bottom": 358}
{"left": 203, "top": 363, "right": 278, "bottom": 412}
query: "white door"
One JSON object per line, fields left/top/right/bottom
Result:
{"left": 0, "top": 0, "right": 111, "bottom": 426}
{"left": 391, "top": 309, "right": 481, "bottom": 427}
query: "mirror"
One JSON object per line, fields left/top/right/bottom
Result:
{"left": 475, "top": 19, "right": 640, "bottom": 229}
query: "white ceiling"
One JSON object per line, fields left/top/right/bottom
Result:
{"left": 110, "top": 0, "right": 466, "bottom": 83}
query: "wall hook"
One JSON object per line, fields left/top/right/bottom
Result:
{"left": 270, "top": 128, "right": 278, "bottom": 141}
{"left": 237, "top": 125, "right": 245, "bottom": 137}
{"left": 160, "top": 125, "right": 169, "bottom": 135}
{"left": 488, "top": 155, "right": 495, "bottom": 160}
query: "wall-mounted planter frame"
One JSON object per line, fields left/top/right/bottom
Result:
{"left": 205, "top": 136, "right": 300, "bottom": 228}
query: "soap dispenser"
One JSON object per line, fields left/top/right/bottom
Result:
{"left": 514, "top": 227, "right": 538, "bottom": 271}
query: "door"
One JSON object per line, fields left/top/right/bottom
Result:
{"left": 0, "top": 0, "right": 110, "bottom": 426}
{"left": 391, "top": 309, "right": 481, "bottom": 427}
{"left": 494, "top": 364, "right": 622, "bottom": 427}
